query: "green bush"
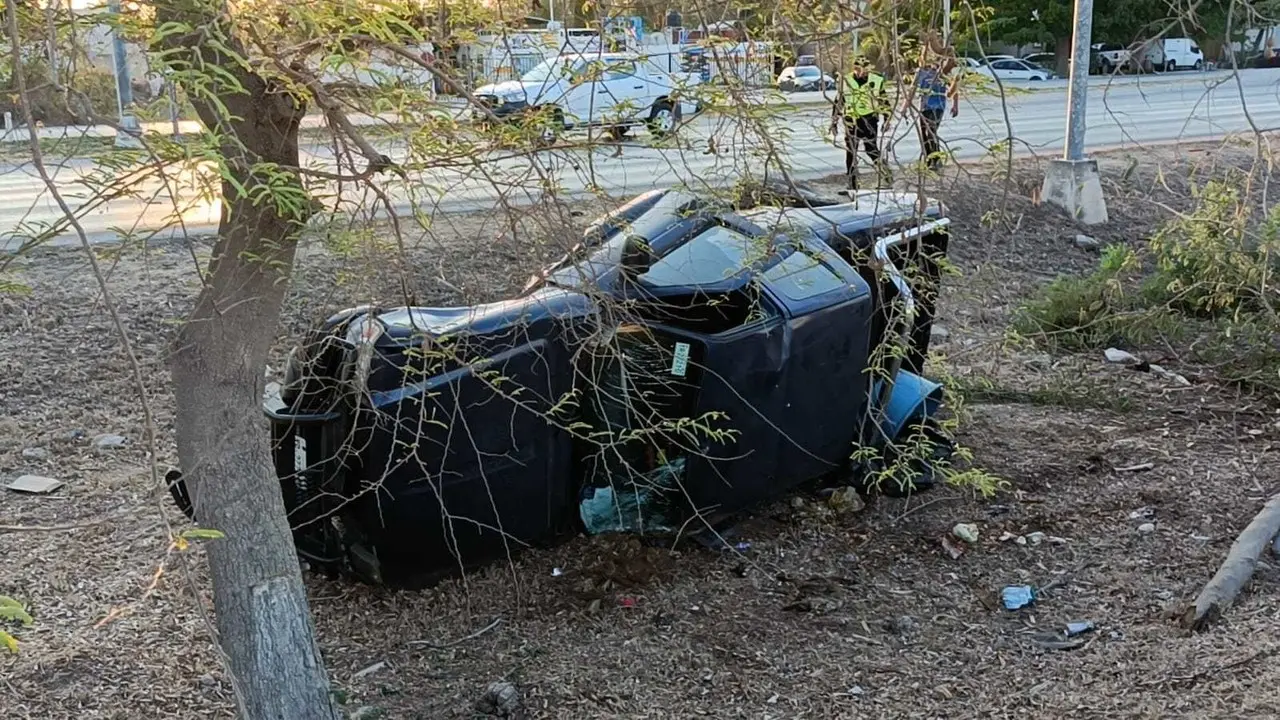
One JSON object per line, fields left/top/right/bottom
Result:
{"left": 1014, "top": 177, "right": 1280, "bottom": 395}
{"left": 1146, "top": 181, "right": 1280, "bottom": 315}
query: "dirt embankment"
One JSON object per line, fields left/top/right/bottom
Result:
{"left": 2, "top": 143, "right": 1278, "bottom": 719}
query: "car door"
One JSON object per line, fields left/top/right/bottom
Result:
{"left": 597, "top": 59, "right": 649, "bottom": 124}
{"left": 560, "top": 59, "right": 594, "bottom": 126}
{"left": 995, "top": 60, "right": 1030, "bottom": 79}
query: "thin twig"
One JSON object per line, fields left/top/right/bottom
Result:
{"left": 406, "top": 617, "right": 502, "bottom": 648}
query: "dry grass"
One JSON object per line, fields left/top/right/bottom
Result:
{"left": 2, "top": 142, "right": 1279, "bottom": 719}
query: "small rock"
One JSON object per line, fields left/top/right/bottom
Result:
{"left": 952, "top": 523, "right": 980, "bottom": 544}
{"left": 475, "top": 681, "right": 522, "bottom": 718}
{"left": 1025, "top": 531, "right": 1047, "bottom": 545}
{"left": 7, "top": 475, "right": 64, "bottom": 494}
{"left": 826, "top": 487, "right": 866, "bottom": 514}
{"left": 1074, "top": 234, "right": 1100, "bottom": 250}
{"left": 92, "top": 433, "right": 128, "bottom": 449}
{"left": 848, "top": 684, "right": 866, "bottom": 696}
{"left": 930, "top": 325, "right": 951, "bottom": 340}
{"left": 198, "top": 673, "right": 218, "bottom": 690}
{"left": 1104, "top": 347, "right": 1140, "bottom": 364}
{"left": 885, "top": 615, "right": 919, "bottom": 635}
{"left": 60, "top": 429, "right": 86, "bottom": 442}
{"left": 1138, "top": 522, "right": 1156, "bottom": 534}
{"left": 21, "top": 447, "right": 49, "bottom": 460}
{"left": 1149, "top": 364, "right": 1191, "bottom": 386}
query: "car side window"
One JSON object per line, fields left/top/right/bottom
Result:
{"left": 762, "top": 249, "right": 844, "bottom": 301}
{"left": 603, "top": 60, "right": 637, "bottom": 81}
{"left": 993, "top": 60, "right": 1017, "bottom": 70}
{"left": 640, "top": 225, "right": 772, "bottom": 288}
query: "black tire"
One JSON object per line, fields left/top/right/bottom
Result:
{"left": 1194, "top": 59, "right": 1204, "bottom": 71}
{"left": 647, "top": 100, "right": 677, "bottom": 139}
{"left": 1030, "top": 75, "right": 1043, "bottom": 81}
{"left": 532, "top": 106, "right": 563, "bottom": 146}
{"left": 1166, "top": 60, "right": 1177, "bottom": 72}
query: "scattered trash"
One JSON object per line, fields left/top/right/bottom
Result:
{"left": 734, "top": 541, "right": 752, "bottom": 552}
{"left": 940, "top": 535, "right": 967, "bottom": 560}
{"left": 551, "top": 567, "right": 564, "bottom": 577}
{"left": 1065, "top": 620, "right": 1096, "bottom": 637}
{"left": 1074, "top": 234, "right": 1100, "bottom": 250}
{"left": 91, "top": 433, "right": 128, "bottom": 449}
{"left": 1001, "top": 585, "right": 1035, "bottom": 610}
{"left": 1128, "top": 507, "right": 1155, "bottom": 520}
{"left": 1025, "top": 531, "right": 1047, "bottom": 546}
{"left": 1031, "top": 634, "right": 1089, "bottom": 651}
{"left": 848, "top": 685, "right": 866, "bottom": 696}
{"left": 999, "top": 531, "right": 1026, "bottom": 545}
{"left": 353, "top": 660, "right": 387, "bottom": 679}
{"left": 1104, "top": 347, "right": 1140, "bottom": 365}
{"left": 1138, "top": 522, "right": 1156, "bottom": 534}
{"left": 1048, "top": 535, "right": 1068, "bottom": 544}
{"left": 20, "top": 447, "right": 48, "bottom": 460}
{"left": 619, "top": 597, "right": 637, "bottom": 609}
{"left": 1149, "top": 364, "right": 1192, "bottom": 386}
{"left": 827, "top": 486, "right": 866, "bottom": 514}
{"left": 1115, "top": 462, "right": 1155, "bottom": 473}
{"left": 952, "top": 523, "right": 980, "bottom": 544}
{"left": 7, "top": 475, "right": 63, "bottom": 494}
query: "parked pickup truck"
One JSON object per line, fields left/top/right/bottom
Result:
{"left": 472, "top": 52, "right": 700, "bottom": 140}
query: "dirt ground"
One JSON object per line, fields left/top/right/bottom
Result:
{"left": 3, "top": 142, "right": 1280, "bottom": 719}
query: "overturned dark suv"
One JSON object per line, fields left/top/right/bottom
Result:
{"left": 171, "top": 182, "right": 954, "bottom": 588}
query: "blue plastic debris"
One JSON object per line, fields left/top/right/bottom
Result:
{"left": 1065, "top": 621, "right": 1096, "bottom": 637}
{"left": 1001, "top": 585, "right": 1035, "bottom": 610}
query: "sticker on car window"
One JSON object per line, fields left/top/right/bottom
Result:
{"left": 671, "top": 342, "right": 691, "bottom": 377}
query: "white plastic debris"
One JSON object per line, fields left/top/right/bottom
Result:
{"left": 1104, "top": 348, "right": 1140, "bottom": 364}
{"left": 7, "top": 475, "right": 63, "bottom": 494}
{"left": 1138, "top": 522, "right": 1156, "bottom": 534}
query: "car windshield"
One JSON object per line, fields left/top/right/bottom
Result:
{"left": 640, "top": 225, "right": 774, "bottom": 288}
{"left": 521, "top": 57, "right": 580, "bottom": 82}
{"left": 794, "top": 67, "right": 821, "bottom": 78}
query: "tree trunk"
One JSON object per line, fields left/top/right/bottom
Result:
{"left": 170, "top": 91, "right": 338, "bottom": 715}
{"left": 158, "top": 7, "right": 338, "bottom": 717}
{"left": 1055, "top": 35, "right": 1072, "bottom": 78}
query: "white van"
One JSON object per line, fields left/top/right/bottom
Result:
{"left": 1148, "top": 38, "right": 1205, "bottom": 71}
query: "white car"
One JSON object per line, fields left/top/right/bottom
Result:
{"left": 1148, "top": 37, "right": 1205, "bottom": 71}
{"left": 974, "top": 58, "right": 1055, "bottom": 81}
{"left": 777, "top": 65, "right": 835, "bottom": 92}
{"left": 473, "top": 53, "right": 700, "bottom": 140}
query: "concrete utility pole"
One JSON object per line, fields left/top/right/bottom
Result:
{"left": 1040, "top": 0, "right": 1108, "bottom": 224}
{"left": 108, "top": 0, "right": 141, "bottom": 148}
{"left": 943, "top": 0, "right": 951, "bottom": 46}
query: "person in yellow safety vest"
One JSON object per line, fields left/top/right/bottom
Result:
{"left": 830, "top": 57, "right": 892, "bottom": 191}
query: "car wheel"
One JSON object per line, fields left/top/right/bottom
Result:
{"left": 1030, "top": 75, "right": 1043, "bottom": 81}
{"left": 647, "top": 100, "right": 677, "bottom": 139}
{"left": 1166, "top": 60, "right": 1176, "bottom": 72}
{"left": 1194, "top": 59, "right": 1203, "bottom": 70}
{"left": 532, "top": 107, "right": 562, "bottom": 146}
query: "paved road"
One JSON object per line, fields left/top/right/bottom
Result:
{"left": 4, "top": 67, "right": 1280, "bottom": 250}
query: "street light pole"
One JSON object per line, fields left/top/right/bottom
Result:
{"left": 1040, "top": 0, "right": 1108, "bottom": 223}
{"left": 108, "top": 0, "right": 141, "bottom": 148}
{"left": 1063, "top": 0, "right": 1093, "bottom": 160}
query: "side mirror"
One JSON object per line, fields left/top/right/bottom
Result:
{"left": 620, "top": 235, "right": 656, "bottom": 280}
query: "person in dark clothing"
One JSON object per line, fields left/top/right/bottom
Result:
{"left": 830, "top": 57, "right": 891, "bottom": 190}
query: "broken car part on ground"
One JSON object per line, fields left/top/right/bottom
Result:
{"left": 168, "top": 181, "right": 956, "bottom": 587}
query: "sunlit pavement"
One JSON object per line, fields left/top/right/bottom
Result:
{"left": 3, "top": 68, "right": 1280, "bottom": 250}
